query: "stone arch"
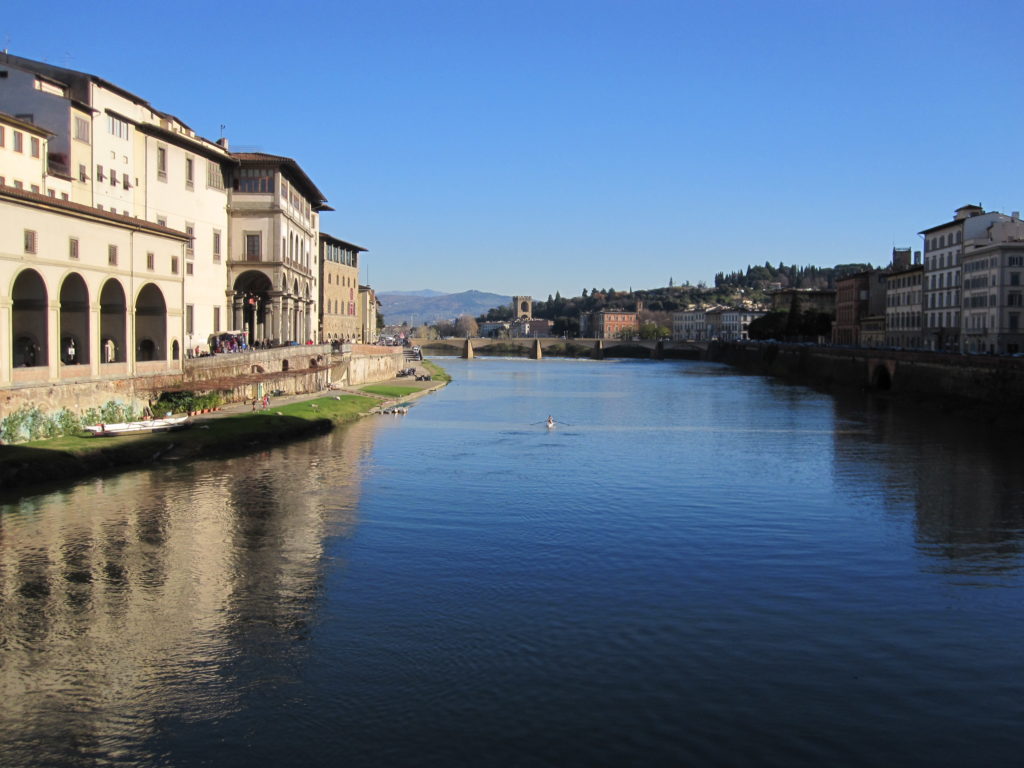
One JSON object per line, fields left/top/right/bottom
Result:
{"left": 233, "top": 270, "right": 273, "bottom": 344}
{"left": 100, "top": 279, "right": 127, "bottom": 363}
{"left": 59, "top": 272, "right": 90, "bottom": 365}
{"left": 11, "top": 269, "right": 48, "bottom": 368}
{"left": 135, "top": 283, "right": 167, "bottom": 361}
{"left": 171, "top": 339, "right": 180, "bottom": 360}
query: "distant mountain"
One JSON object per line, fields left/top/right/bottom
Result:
{"left": 378, "top": 290, "right": 511, "bottom": 324}
{"left": 378, "top": 289, "right": 448, "bottom": 297}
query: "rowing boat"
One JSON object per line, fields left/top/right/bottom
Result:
{"left": 84, "top": 416, "right": 192, "bottom": 436}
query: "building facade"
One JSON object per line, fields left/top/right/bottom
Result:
{"left": 884, "top": 264, "right": 923, "bottom": 349}
{"left": 960, "top": 219, "right": 1024, "bottom": 353}
{"left": 582, "top": 310, "right": 639, "bottom": 339}
{"left": 319, "top": 233, "right": 364, "bottom": 343}
{"left": 227, "top": 153, "right": 326, "bottom": 345}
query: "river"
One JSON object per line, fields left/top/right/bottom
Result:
{"left": 1, "top": 357, "right": 1023, "bottom": 767}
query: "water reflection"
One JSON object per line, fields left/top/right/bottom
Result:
{"left": 0, "top": 420, "right": 378, "bottom": 767}
{"left": 831, "top": 392, "right": 1024, "bottom": 575}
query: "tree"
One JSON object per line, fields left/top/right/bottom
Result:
{"left": 434, "top": 319, "right": 456, "bottom": 338}
{"left": 455, "top": 314, "right": 479, "bottom": 337}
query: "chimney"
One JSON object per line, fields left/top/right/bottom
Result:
{"left": 217, "top": 137, "right": 229, "bottom": 150}
{"left": 1013, "top": 211, "right": 1020, "bottom": 220}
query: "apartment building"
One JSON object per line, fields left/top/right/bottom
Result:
{"left": 918, "top": 204, "right": 1024, "bottom": 352}
{"left": 319, "top": 233, "right": 365, "bottom": 342}
{"left": 960, "top": 216, "right": 1024, "bottom": 354}
{"left": 672, "top": 308, "right": 707, "bottom": 341}
{"left": 581, "top": 309, "right": 639, "bottom": 339}
{"left": 884, "top": 263, "right": 923, "bottom": 349}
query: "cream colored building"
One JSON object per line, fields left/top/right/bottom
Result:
{"left": 672, "top": 308, "right": 707, "bottom": 341}
{"left": 319, "top": 233, "right": 365, "bottom": 343}
{"left": 0, "top": 54, "right": 235, "bottom": 355}
{"left": 227, "top": 153, "right": 326, "bottom": 345}
{"left": 0, "top": 186, "right": 188, "bottom": 387}
{"left": 358, "top": 285, "right": 379, "bottom": 343}
{"left": 960, "top": 217, "right": 1024, "bottom": 354}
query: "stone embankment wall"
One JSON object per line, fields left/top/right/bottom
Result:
{"left": 707, "top": 342, "right": 1024, "bottom": 412}
{"left": 0, "top": 345, "right": 404, "bottom": 418}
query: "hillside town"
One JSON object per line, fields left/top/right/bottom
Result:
{"left": 446, "top": 204, "right": 1024, "bottom": 356}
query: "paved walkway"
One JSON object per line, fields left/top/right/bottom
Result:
{"left": 192, "top": 363, "right": 443, "bottom": 422}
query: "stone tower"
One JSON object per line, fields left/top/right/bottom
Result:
{"left": 512, "top": 296, "right": 533, "bottom": 320}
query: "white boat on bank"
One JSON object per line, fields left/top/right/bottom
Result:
{"left": 84, "top": 416, "right": 192, "bottom": 437}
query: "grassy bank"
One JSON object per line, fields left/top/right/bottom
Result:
{"left": 0, "top": 359, "right": 451, "bottom": 497}
{"left": 0, "top": 394, "right": 377, "bottom": 496}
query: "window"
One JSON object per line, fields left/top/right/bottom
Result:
{"left": 245, "top": 233, "right": 261, "bottom": 260}
{"left": 213, "top": 306, "right": 221, "bottom": 334}
{"left": 78, "top": 164, "right": 88, "bottom": 182}
{"left": 0, "top": 126, "right": 4, "bottom": 146}
{"left": 123, "top": 174, "right": 130, "bottom": 190}
{"left": 1011, "top": 313, "right": 1020, "bottom": 332}
{"left": 185, "top": 157, "right": 194, "bottom": 188}
{"left": 171, "top": 256, "right": 179, "bottom": 274}
{"left": 69, "top": 237, "right": 79, "bottom": 259}
{"left": 186, "top": 262, "right": 194, "bottom": 276}
{"left": 146, "top": 251, "right": 155, "bottom": 270}
{"left": 106, "top": 114, "right": 129, "bottom": 139}
{"left": 108, "top": 244, "right": 118, "bottom": 265}
{"left": 13, "top": 131, "right": 23, "bottom": 152}
{"left": 1012, "top": 272, "right": 1021, "bottom": 287}
{"left": 74, "top": 117, "right": 90, "bottom": 143}
{"left": 186, "top": 305, "right": 194, "bottom": 335}
{"left": 110, "top": 169, "right": 118, "bottom": 187}
{"left": 185, "top": 223, "right": 195, "bottom": 255}
{"left": 30, "top": 137, "right": 40, "bottom": 158}
{"left": 157, "top": 146, "right": 167, "bottom": 179}
{"left": 96, "top": 164, "right": 105, "bottom": 182}
{"left": 235, "top": 167, "right": 275, "bottom": 193}
{"left": 24, "top": 229, "right": 37, "bottom": 254}
{"left": 156, "top": 216, "right": 167, "bottom": 227}
{"left": 212, "top": 230, "right": 222, "bottom": 261}
{"left": 206, "top": 160, "right": 225, "bottom": 190}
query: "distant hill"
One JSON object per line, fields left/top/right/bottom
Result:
{"left": 378, "top": 290, "right": 511, "bottom": 324}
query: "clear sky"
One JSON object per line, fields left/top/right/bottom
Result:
{"left": 5, "top": 1, "right": 1023, "bottom": 299}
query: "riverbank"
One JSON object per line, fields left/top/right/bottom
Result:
{"left": 0, "top": 359, "right": 450, "bottom": 496}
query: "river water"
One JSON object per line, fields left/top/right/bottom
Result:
{"left": 1, "top": 357, "right": 1023, "bottom": 767}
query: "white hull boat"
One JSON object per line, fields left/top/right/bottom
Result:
{"left": 85, "top": 416, "right": 191, "bottom": 436}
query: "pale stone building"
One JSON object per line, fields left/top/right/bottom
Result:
{"left": 358, "top": 285, "right": 379, "bottom": 343}
{"left": 1, "top": 187, "right": 188, "bottom": 386}
{"left": 0, "top": 54, "right": 236, "bottom": 355}
{"left": 884, "top": 263, "right": 923, "bottom": 349}
{"left": 959, "top": 215, "right": 1024, "bottom": 354}
{"left": 672, "top": 308, "right": 707, "bottom": 341}
{"left": 319, "top": 233, "right": 365, "bottom": 343}
{"left": 228, "top": 153, "right": 326, "bottom": 345}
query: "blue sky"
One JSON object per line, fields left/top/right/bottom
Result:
{"left": 5, "top": 1, "right": 1023, "bottom": 299}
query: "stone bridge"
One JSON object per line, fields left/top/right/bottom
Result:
{"left": 421, "top": 337, "right": 707, "bottom": 360}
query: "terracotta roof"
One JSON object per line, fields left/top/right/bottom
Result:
{"left": 232, "top": 151, "right": 327, "bottom": 205}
